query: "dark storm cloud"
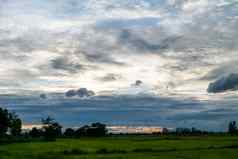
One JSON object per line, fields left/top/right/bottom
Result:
{"left": 207, "top": 73, "right": 238, "bottom": 93}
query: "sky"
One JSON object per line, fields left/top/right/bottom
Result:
{"left": 0, "top": 0, "right": 238, "bottom": 130}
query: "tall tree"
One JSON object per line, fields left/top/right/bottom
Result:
{"left": 0, "top": 108, "right": 22, "bottom": 136}
{"left": 0, "top": 108, "right": 10, "bottom": 136}
{"left": 10, "top": 114, "right": 22, "bottom": 136}
{"left": 41, "top": 116, "right": 62, "bottom": 141}
{"left": 228, "top": 121, "right": 237, "bottom": 135}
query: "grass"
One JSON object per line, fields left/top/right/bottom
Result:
{"left": 1, "top": 136, "right": 238, "bottom": 159}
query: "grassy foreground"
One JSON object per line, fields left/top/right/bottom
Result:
{"left": 1, "top": 136, "right": 238, "bottom": 159}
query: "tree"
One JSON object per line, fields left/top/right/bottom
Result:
{"left": 0, "top": 108, "right": 22, "bottom": 136}
{"left": 228, "top": 121, "right": 237, "bottom": 135}
{"left": 0, "top": 108, "right": 10, "bottom": 136}
{"left": 41, "top": 116, "right": 62, "bottom": 141}
{"left": 29, "top": 127, "right": 43, "bottom": 138}
{"left": 9, "top": 112, "right": 22, "bottom": 136}
{"left": 90, "top": 122, "right": 107, "bottom": 136}
{"left": 10, "top": 118, "right": 22, "bottom": 136}
{"left": 74, "top": 125, "right": 89, "bottom": 137}
{"left": 64, "top": 128, "right": 75, "bottom": 137}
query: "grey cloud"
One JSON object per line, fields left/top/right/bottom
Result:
{"left": 0, "top": 29, "right": 54, "bottom": 53}
{"left": 50, "top": 57, "right": 85, "bottom": 74}
{"left": 132, "top": 80, "right": 143, "bottom": 87}
{"left": 78, "top": 88, "right": 95, "bottom": 97}
{"left": 65, "top": 88, "right": 95, "bottom": 98}
{"left": 118, "top": 29, "right": 166, "bottom": 53}
{"left": 135, "top": 80, "right": 143, "bottom": 86}
{"left": 203, "top": 61, "right": 238, "bottom": 80}
{"left": 96, "top": 17, "right": 161, "bottom": 29}
{"left": 83, "top": 53, "right": 125, "bottom": 66}
{"left": 207, "top": 73, "right": 238, "bottom": 93}
{"left": 2, "top": 93, "right": 238, "bottom": 130}
{"left": 98, "top": 73, "right": 122, "bottom": 82}
{"left": 40, "top": 94, "right": 47, "bottom": 99}
{"left": 54, "top": 28, "right": 127, "bottom": 66}
{"left": 65, "top": 89, "right": 78, "bottom": 97}
{"left": 4, "top": 68, "right": 39, "bottom": 81}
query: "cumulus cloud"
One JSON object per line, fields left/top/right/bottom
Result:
{"left": 65, "top": 89, "right": 78, "bottom": 97}
{"left": 40, "top": 94, "right": 47, "bottom": 99}
{"left": 207, "top": 73, "right": 238, "bottom": 93}
{"left": 132, "top": 80, "right": 143, "bottom": 87}
{"left": 65, "top": 88, "right": 95, "bottom": 98}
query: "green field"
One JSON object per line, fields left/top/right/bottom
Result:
{"left": 1, "top": 136, "right": 238, "bottom": 159}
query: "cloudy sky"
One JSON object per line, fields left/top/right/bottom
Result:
{"left": 0, "top": 0, "right": 238, "bottom": 130}
{"left": 0, "top": 0, "right": 237, "bottom": 94}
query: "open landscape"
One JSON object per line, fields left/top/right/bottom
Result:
{"left": 1, "top": 0, "right": 238, "bottom": 158}
{"left": 1, "top": 136, "right": 238, "bottom": 159}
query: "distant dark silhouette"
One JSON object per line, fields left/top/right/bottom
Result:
{"left": 74, "top": 123, "right": 107, "bottom": 137}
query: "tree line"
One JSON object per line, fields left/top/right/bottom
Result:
{"left": 0, "top": 107, "right": 107, "bottom": 141}
{"left": 1, "top": 107, "right": 238, "bottom": 142}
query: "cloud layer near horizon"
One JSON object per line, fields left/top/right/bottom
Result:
{"left": 0, "top": 0, "right": 238, "bottom": 96}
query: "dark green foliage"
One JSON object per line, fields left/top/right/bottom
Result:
{"left": 228, "top": 121, "right": 237, "bottom": 135}
{"left": 74, "top": 125, "right": 89, "bottom": 137}
{"left": 0, "top": 108, "right": 10, "bottom": 136}
{"left": 63, "top": 128, "right": 75, "bottom": 137}
{"left": 29, "top": 128, "right": 43, "bottom": 138}
{"left": 74, "top": 122, "right": 107, "bottom": 137}
{"left": 41, "top": 116, "right": 62, "bottom": 141}
{"left": 0, "top": 107, "right": 22, "bottom": 136}
{"left": 91, "top": 122, "right": 107, "bottom": 136}
{"left": 9, "top": 113, "right": 22, "bottom": 136}
{"left": 176, "top": 128, "right": 192, "bottom": 135}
